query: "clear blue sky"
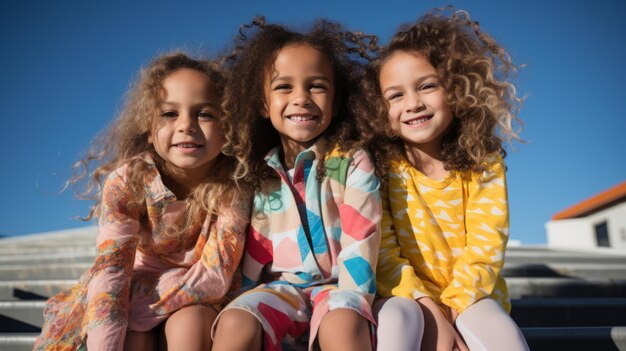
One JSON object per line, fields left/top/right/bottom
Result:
{"left": 1, "top": 1, "right": 625, "bottom": 244}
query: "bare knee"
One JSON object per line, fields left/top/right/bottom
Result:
{"left": 163, "top": 305, "right": 218, "bottom": 351}
{"left": 212, "top": 309, "right": 262, "bottom": 351}
{"left": 124, "top": 329, "right": 157, "bottom": 351}
{"left": 318, "top": 309, "right": 372, "bottom": 351}
{"left": 215, "top": 309, "right": 260, "bottom": 336}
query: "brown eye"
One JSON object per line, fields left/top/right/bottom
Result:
{"left": 274, "top": 84, "right": 291, "bottom": 91}
{"left": 160, "top": 111, "right": 177, "bottom": 118}
{"left": 387, "top": 92, "right": 403, "bottom": 101}
{"left": 198, "top": 111, "right": 215, "bottom": 120}
{"left": 419, "top": 82, "right": 439, "bottom": 91}
{"left": 311, "top": 83, "right": 328, "bottom": 91}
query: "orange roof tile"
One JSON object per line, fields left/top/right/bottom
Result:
{"left": 553, "top": 181, "right": 626, "bottom": 220}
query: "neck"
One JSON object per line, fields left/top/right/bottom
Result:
{"left": 279, "top": 138, "right": 317, "bottom": 169}
{"left": 404, "top": 143, "right": 449, "bottom": 179}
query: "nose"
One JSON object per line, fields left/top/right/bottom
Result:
{"left": 405, "top": 92, "right": 423, "bottom": 112}
{"left": 292, "top": 88, "right": 312, "bottom": 107}
{"left": 176, "top": 113, "right": 196, "bottom": 134}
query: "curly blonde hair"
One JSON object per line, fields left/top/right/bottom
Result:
{"left": 220, "top": 17, "right": 374, "bottom": 188}
{"left": 356, "top": 8, "right": 524, "bottom": 182}
{"left": 70, "top": 52, "right": 246, "bottom": 235}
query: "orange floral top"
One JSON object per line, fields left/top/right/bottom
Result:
{"left": 34, "top": 153, "right": 249, "bottom": 351}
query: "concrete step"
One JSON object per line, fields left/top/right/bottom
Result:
{"left": 0, "top": 246, "right": 96, "bottom": 257}
{"left": 511, "top": 298, "right": 626, "bottom": 327}
{"left": 0, "top": 263, "right": 90, "bottom": 280}
{"left": 503, "top": 262, "right": 626, "bottom": 279}
{"left": 0, "top": 333, "right": 39, "bottom": 351}
{"left": 522, "top": 326, "right": 626, "bottom": 351}
{"left": 0, "top": 239, "right": 95, "bottom": 249}
{"left": 0, "top": 227, "right": 97, "bottom": 246}
{"left": 506, "top": 250, "right": 626, "bottom": 264}
{"left": 506, "top": 277, "right": 626, "bottom": 299}
{"left": 0, "top": 252, "right": 95, "bottom": 265}
{"left": 0, "top": 301, "right": 45, "bottom": 332}
{"left": 0, "top": 280, "right": 76, "bottom": 300}
{"left": 1, "top": 326, "right": 625, "bottom": 351}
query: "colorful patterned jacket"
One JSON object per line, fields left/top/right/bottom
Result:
{"left": 242, "top": 144, "right": 381, "bottom": 322}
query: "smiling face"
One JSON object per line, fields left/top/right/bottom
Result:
{"left": 379, "top": 50, "right": 453, "bottom": 155}
{"left": 149, "top": 68, "right": 224, "bottom": 184}
{"left": 263, "top": 44, "right": 335, "bottom": 158}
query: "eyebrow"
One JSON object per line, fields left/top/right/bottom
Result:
{"left": 161, "top": 101, "right": 218, "bottom": 109}
{"left": 381, "top": 73, "right": 440, "bottom": 96}
{"left": 270, "top": 75, "right": 332, "bottom": 84}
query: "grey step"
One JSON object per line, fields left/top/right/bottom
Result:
{"left": 0, "top": 246, "right": 96, "bottom": 256}
{"left": 0, "top": 263, "right": 90, "bottom": 280}
{"left": 0, "top": 240, "right": 95, "bottom": 249}
{"left": 0, "top": 236, "right": 96, "bottom": 247}
{"left": 511, "top": 298, "right": 626, "bottom": 327}
{"left": 0, "top": 252, "right": 95, "bottom": 264}
{"left": 522, "top": 326, "right": 626, "bottom": 351}
{"left": 503, "top": 262, "right": 626, "bottom": 279}
{"left": 0, "top": 301, "right": 45, "bottom": 332}
{"left": 0, "top": 280, "right": 76, "bottom": 300}
{"left": 506, "top": 250, "right": 626, "bottom": 265}
{"left": 0, "top": 333, "right": 39, "bottom": 351}
{"left": 0, "top": 227, "right": 97, "bottom": 246}
{"left": 0, "top": 328, "right": 624, "bottom": 351}
{"left": 506, "top": 277, "right": 626, "bottom": 299}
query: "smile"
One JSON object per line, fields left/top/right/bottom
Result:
{"left": 405, "top": 115, "right": 433, "bottom": 125}
{"left": 173, "top": 143, "right": 202, "bottom": 148}
{"left": 287, "top": 114, "right": 317, "bottom": 122}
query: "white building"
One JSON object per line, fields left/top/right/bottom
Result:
{"left": 546, "top": 181, "right": 626, "bottom": 250}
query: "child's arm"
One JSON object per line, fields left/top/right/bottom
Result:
{"left": 148, "top": 200, "right": 251, "bottom": 314}
{"left": 240, "top": 191, "right": 273, "bottom": 290}
{"left": 86, "top": 170, "right": 141, "bottom": 351}
{"left": 376, "top": 188, "right": 433, "bottom": 300}
{"left": 314, "top": 149, "right": 381, "bottom": 325}
{"left": 336, "top": 150, "right": 381, "bottom": 300}
{"left": 439, "top": 156, "right": 509, "bottom": 314}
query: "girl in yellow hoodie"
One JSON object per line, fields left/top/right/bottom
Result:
{"left": 357, "top": 8, "right": 530, "bottom": 351}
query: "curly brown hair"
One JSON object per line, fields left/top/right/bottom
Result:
{"left": 220, "top": 17, "right": 374, "bottom": 187}
{"left": 70, "top": 52, "right": 247, "bottom": 236}
{"left": 356, "top": 8, "right": 524, "bottom": 182}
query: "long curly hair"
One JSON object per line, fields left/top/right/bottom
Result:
{"left": 356, "top": 8, "right": 524, "bottom": 182}
{"left": 70, "top": 52, "right": 246, "bottom": 236}
{"left": 220, "top": 17, "right": 376, "bottom": 188}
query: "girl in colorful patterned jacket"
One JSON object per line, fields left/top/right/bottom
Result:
{"left": 356, "top": 8, "right": 530, "bottom": 351}
{"left": 34, "top": 53, "right": 250, "bottom": 351}
{"left": 211, "top": 18, "right": 381, "bottom": 351}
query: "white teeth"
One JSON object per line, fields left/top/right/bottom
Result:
{"left": 406, "top": 116, "right": 431, "bottom": 125}
{"left": 289, "top": 115, "right": 316, "bottom": 121}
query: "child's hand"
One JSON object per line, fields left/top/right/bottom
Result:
{"left": 417, "top": 297, "right": 469, "bottom": 351}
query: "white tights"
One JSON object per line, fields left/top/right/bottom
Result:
{"left": 374, "top": 297, "right": 424, "bottom": 351}
{"left": 455, "top": 298, "right": 529, "bottom": 351}
{"left": 374, "top": 297, "right": 529, "bottom": 351}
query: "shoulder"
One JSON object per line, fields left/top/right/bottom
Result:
{"left": 106, "top": 153, "right": 157, "bottom": 184}
{"left": 101, "top": 153, "right": 157, "bottom": 212}
{"left": 326, "top": 146, "right": 373, "bottom": 167}
{"left": 468, "top": 152, "right": 507, "bottom": 186}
